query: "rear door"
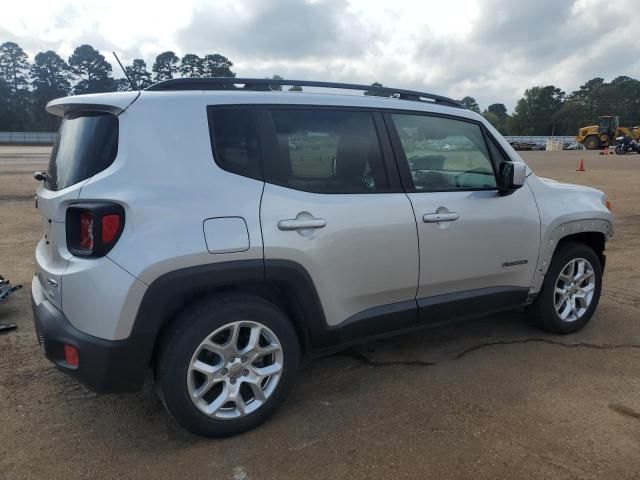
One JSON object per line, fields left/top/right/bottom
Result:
{"left": 385, "top": 112, "right": 540, "bottom": 323}
{"left": 259, "top": 107, "right": 419, "bottom": 343}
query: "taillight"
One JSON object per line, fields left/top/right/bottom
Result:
{"left": 66, "top": 203, "right": 125, "bottom": 257}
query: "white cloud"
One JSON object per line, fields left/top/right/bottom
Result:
{"left": 1, "top": 0, "right": 638, "bottom": 110}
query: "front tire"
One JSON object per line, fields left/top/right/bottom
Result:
{"left": 529, "top": 242, "right": 602, "bottom": 334}
{"left": 615, "top": 145, "right": 624, "bottom": 155}
{"left": 156, "top": 294, "right": 300, "bottom": 437}
{"left": 584, "top": 136, "right": 601, "bottom": 150}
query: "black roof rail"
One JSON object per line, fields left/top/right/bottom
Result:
{"left": 145, "top": 78, "right": 462, "bottom": 108}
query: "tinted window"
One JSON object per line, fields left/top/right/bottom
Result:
{"left": 391, "top": 114, "right": 497, "bottom": 191}
{"left": 46, "top": 112, "right": 118, "bottom": 191}
{"left": 269, "top": 109, "right": 389, "bottom": 193}
{"left": 208, "top": 108, "right": 262, "bottom": 180}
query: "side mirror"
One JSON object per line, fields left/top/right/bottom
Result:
{"left": 498, "top": 161, "right": 526, "bottom": 193}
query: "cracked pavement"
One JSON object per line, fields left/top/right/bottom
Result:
{"left": 1, "top": 148, "right": 640, "bottom": 479}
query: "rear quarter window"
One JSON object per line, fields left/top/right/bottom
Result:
{"left": 207, "top": 108, "right": 263, "bottom": 181}
{"left": 46, "top": 112, "right": 118, "bottom": 191}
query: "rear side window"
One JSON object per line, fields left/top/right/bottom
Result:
{"left": 47, "top": 112, "right": 118, "bottom": 191}
{"left": 267, "top": 109, "right": 389, "bottom": 193}
{"left": 208, "top": 108, "right": 262, "bottom": 180}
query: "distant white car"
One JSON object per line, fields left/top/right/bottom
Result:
{"left": 32, "top": 78, "right": 613, "bottom": 437}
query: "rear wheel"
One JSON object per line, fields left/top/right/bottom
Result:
{"left": 584, "top": 136, "right": 600, "bottom": 150}
{"left": 529, "top": 242, "right": 602, "bottom": 334}
{"left": 156, "top": 294, "right": 300, "bottom": 437}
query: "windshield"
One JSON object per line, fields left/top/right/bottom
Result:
{"left": 46, "top": 112, "right": 118, "bottom": 191}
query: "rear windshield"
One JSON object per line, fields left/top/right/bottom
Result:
{"left": 46, "top": 112, "right": 118, "bottom": 191}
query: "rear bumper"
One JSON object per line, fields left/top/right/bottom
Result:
{"left": 31, "top": 276, "right": 151, "bottom": 393}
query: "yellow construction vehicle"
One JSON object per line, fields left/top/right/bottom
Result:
{"left": 576, "top": 115, "right": 640, "bottom": 150}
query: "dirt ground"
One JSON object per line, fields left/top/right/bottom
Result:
{"left": 1, "top": 146, "right": 639, "bottom": 479}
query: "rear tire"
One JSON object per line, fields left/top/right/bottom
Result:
{"left": 584, "top": 136, "right": 600, "bottom": 150}
{"left": 156, "top": 293, "right": 300, "bottom": 437}
{"left": 529, "top": 242, "right": 602, "bottom": 334}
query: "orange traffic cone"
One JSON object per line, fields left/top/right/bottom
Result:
{"left": 577, "top": 158, "right": 585, "bottom": 171}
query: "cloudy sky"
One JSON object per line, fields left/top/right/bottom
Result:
{"left": 1, "top": 0, "right": 637, "bottom": 110}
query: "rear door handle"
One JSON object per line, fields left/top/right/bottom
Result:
{"left": 423, "top": 212, "right": 459, "bottom": 223}
{"left": 278, "top": 218, "right": 326, "bottom": 231}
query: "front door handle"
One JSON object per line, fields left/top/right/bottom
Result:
{"left": 278, "top": 218, "right": 326, "bottom": 231}
{"left": 423, "top": 212, "right": 459, "bottom": 223}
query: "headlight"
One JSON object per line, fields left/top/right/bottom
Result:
{"left": 601, "top": 194, "right": 612, "bottom": 211}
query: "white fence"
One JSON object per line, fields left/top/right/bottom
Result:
{"left": 504, "top": 136, "right": 577, "bottom": 145}
{"left": 0, "top": 132, "right": 56, "bottom": 144}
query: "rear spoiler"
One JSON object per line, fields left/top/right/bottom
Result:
{"left": 46, "top": 91, "right": 140, "bottom": 117}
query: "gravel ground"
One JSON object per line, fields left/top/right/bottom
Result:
{"left": 1, "top": 147, "right": 639, "bottom": 479}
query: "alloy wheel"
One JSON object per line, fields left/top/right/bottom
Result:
{"left": 187, "top": 321, "right": 283, "bottom": 419}
{"left": 553, "top": 258, "right": 596, "bottom": 322}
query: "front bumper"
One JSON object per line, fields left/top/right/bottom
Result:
{"left": 31, "top": 276, "right": 150, "bottom": 393}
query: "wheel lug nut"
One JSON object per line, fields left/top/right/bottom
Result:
{"left": 242, "top": 369, "right": 249, "bottom": 376}
{"left": 241, "top": 356, "right": 248, "bottom": 363}
{"left": 230, "top": 377, "right": 237, "bottom": 384}
{"left": 221, "top": 368, "right": 228, "bottom": 375}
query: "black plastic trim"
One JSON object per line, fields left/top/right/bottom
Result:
{"left": 31, "top": 287, "right": 150, "bottom": 393}
{"left": 39, "top": 258, "right": 532, "bottom": 393}
{"left": 417, "top": 287, "right": 530, "bottom": 325}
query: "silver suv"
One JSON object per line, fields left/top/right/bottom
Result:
{"left": 31, "top": 78, "right": 613, "bottom": 437}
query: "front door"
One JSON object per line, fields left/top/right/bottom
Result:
{"left": 386, "top": 112, "right": 540, "bottom": 323}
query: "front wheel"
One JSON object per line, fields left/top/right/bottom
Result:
{"left": 615, "top": 145, "right": 625, "bottom": 155}
{"left": 529, "top": 242, "right": 602, "bottom": 334}
{"left": 584, "top": 136, "right": 600, "bottom": 150}
{"left": 156, "top": 294, "right": 300, "bottom": 437}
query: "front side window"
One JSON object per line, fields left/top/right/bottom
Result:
{"left": 268, "top": 109, "right": 389, "bottom": 193}
{"left": 391, "top": 114, "right": 497, "bottom": 191}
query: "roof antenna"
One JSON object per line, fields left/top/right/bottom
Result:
{"left": 112, "top": 51, "right": 138, "bottom": 91}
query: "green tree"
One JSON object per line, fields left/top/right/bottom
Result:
{"left": 0, "top": 42, "right": 30, "bottom": 92}
{"left": 201, "top": 54, "right": 235, "bottom": 77}
{"left": 179, "top": 54, "right": 203, "bottom": 78}
{"left": 483, "top": 103, "right": 509, "bottom": 134}
{"left": 487, "top": 103, "right": 507, "bottom": 117}
{"left": 126, "top": 59, "right": 152, "bottom": 88}
{"left": 269, "top": 74, "right": 283, "bottom": 91}
{"left": 363, "top": 82, "right": 391, "bottom": 97}
{"left": 0, "top": 77, "right": 12, "bottom": 130}
{"left": 152, "top": 51, "right": 179, "bottom": 81}
{"left": 482, "top": 111, "right": 501, "bottom": 130}
{"left": 31, "top": 50, "right": 71, "bottom": 130}
{"left": 459, "top": 96, "right": 480, "bottom": 113}
{"left": 509, "top": 86, "right": 565, "bottom": 135}
{"left": 68, "top": 45, "right": 115, "bottom": 94}
{"left": 0, "top": 42, "right": 31, "bottom": 130}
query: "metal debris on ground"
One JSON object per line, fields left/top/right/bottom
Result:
{"left": 0, "top": 275, "right": 23, "bottom": 305}
{"left": 0, "top": 275, "right": 22, "bottom": 333}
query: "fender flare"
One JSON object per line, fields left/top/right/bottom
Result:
{"left": 126, "top": 259, "right": 329, "bottom": 388}
{"left": 530, "top": 218, "right": 613, "bottom": 294}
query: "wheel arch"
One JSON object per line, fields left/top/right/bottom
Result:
{"left": 133, "top": 260, "right": 327, "bottom": 375}
{"left": 531, "top": 219, "right": 612, "bottom": 294}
